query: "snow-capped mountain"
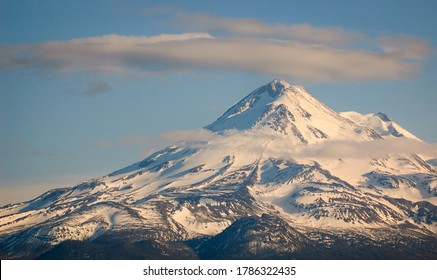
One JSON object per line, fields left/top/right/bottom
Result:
{"left": 206, "top": 80, "right": 381, "bottom": 142}
{"left": 1, "top": 80, "right": 436, "bottom": 259}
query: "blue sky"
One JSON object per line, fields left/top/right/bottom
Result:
{"left": 1, "top": 0, "right": 436, "bottom": 205}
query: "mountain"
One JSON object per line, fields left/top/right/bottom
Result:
{"left": 1, "top": 80, "right": 436, "bottom": 259}
{"left": 206, "top": 80, "right": 381, "bottom": 142}
{"left": 339, "top": 111, "right": 421, "bottom": 140}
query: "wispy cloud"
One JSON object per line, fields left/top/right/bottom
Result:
{"left": 11, "top": 137, "right": 63, "bottom": 157}
{"left": 160, "top": 129, "right": 217, "bottom": 143}
{"left": 65, "top": 80, "right": 111, "bottom": 95}
{"left": 86, "top": 80, "right": 111, "bottom": 95}
{"left": 95, "top": 130, "right": 217, "bottom": 155}
{"left": 11, "top": 138, "right": 41, "bottom": 155}
{"left": 379, "top": 35, "right": 433, "bottom": 60}
{"left": 175, "top": 12, "right": 363, "bottom": 46}
{"left": 292, "top": 138, "right": 437, "bottom": 159}
{"left": 202, "top": 130, "right": 437, "bottom": 160}
{"left": 120, "top": 135, "right": 150, "bottom": 147}
{"left": 0, "top": 33, "right": 213, "bottom": 73}
{"left": 94, "top": 128, "right": 437, "bottom": 179}
{"left": 95, "top": 140, "right": 114, "bottom": 148}
{"left": 95, "top": 135, "right": 153, "bottom": 151}
{"left": 0, "top": 14, "right": 432, "bottom": 83}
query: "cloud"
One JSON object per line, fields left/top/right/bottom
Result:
{"left": 160, "top": 129, "right": 217, "bottom": 143}
{"left": 120, "top": 135, "right": 150, "bottom": 147}
{"left": 379, "top": 35, "right": 433, "bottom": 60}
{"left": 96, "top": 130, "right": 216, "bottom": 150}
{"left": 0, "top": 33, "right": 213, "bottom": 73}
{"left": 95, "top": 128, "right": 437, "bottom": 170}
{"left": 95, "top": 135, "right": 154, "bottom": 158}
{"left": 86, "top": 80, "right": 111, "bottom": 95}
{"left": 65, "top": 80, "right": 111, "bottom": 96}
{"left": 95, "top": 140, "right": 114, "bottom": 148}
{"left": 11, "top": 137, "right": 63, "bottom": 157}
{"left": 176, "top": 13, "right": 363, "bottom": 46}
{"left": 292, "top": 138, "right": 437, "bottom": 159}
{"left": 0, "top": 16, "right": 432, "bottom": 82}
{"left": 12, "top": 138, "right": 41, "bottom": 155}
{"left": 220, "top": 132, "right": 437, "bottom": 163}
{"left": 95, "top": 135, "right": 150, "bottom": 149}
{"left": 180, "top": 129, "right": 437, "bottom": 160}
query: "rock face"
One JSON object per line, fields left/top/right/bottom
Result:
{"left": 1, "top": 80, "right": 436, "bottom": 259}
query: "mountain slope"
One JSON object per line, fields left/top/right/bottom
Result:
{"left": 340, "top": 111, "right": 421, "bottom": 140}
{"left": 1, "top": 80, "right": 436, "bottom": 259}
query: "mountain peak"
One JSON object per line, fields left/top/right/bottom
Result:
{"left": 269, "top": 79, "right": 290, "bottom": 95}
{"left": 267, "top": 79, "right": 305, "bottom": 98}
{"left": 205, "top": 80, "right": 307, "bottom": 133}
{"left": 206, "top": 80, "right": 381, "bottom": 142}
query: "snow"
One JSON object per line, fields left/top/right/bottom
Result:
{"left": 0, "top": 79, "right": 436, "bottom": 248}
{"left": 340, "top": 111, "right": 421, "bottom": 141}
{"left": 171, "top": 206, "right": 230, "bottom": 235}
{"left": 198, "top": 198, "right": 222, "bottom": 207}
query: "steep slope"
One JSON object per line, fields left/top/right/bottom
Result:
{"left": 0, "top": 80, "right": 436, "bottom": 259}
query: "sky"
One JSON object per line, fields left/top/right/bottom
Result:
{"left": 0, "top": 0, "right": 436, "bottom": 206}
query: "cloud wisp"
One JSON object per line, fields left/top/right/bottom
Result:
{"left": 0, "top": 14, "right": 432, "bottom": 82}
{"left": 97, "top": 128, "right": 437, "bottom": 162}
{"left": 65, "top": 80, "right": 112, "bottom": 96}
{"left": 175, "top": 12, "right": 363, "bottom": 46}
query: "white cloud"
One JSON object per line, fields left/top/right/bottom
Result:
{"left": 292, "top": 138, "right": 437, "bottom": 159}
{"left": 0, "top": 16, "right": 432, "bottom": 82}
{"left": 178, "top": 130, "right": 437, "bottom": 161}
{"left": 0, "top": 33, "right": 214, "bottom": 74}
{"left": 157, "top": 128, "right": 437, "bottom": 160}
{"left": 176, "top": 13, "right": 363, "bottom": 46}
{"left": 379, "top": 35, "right": 432, "bottom": 60}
